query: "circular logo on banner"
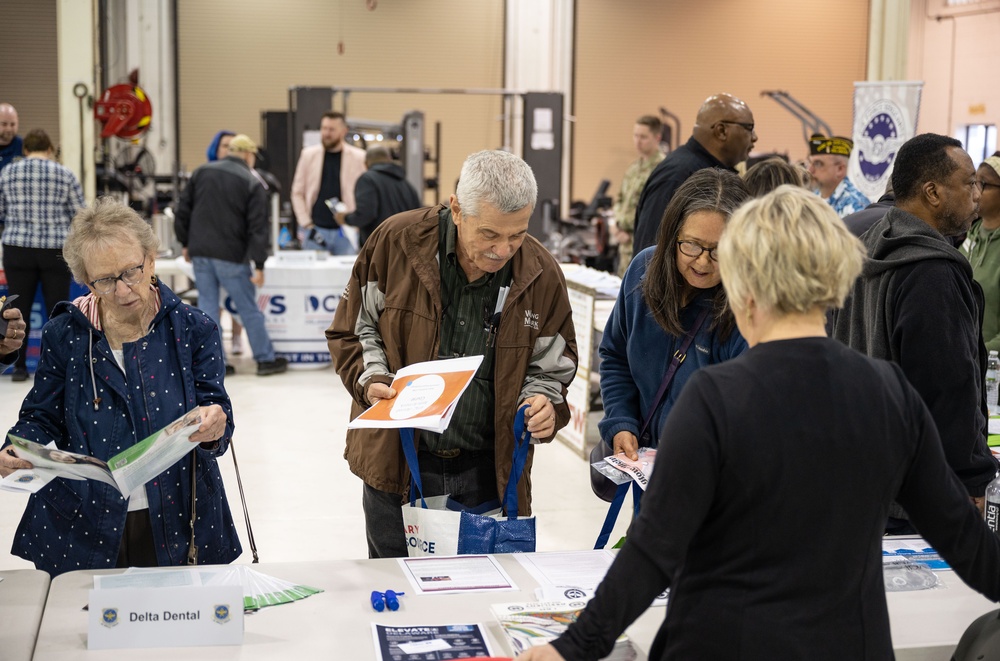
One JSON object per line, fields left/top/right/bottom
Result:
{"left": 855, "top": 100, "right": 908, "bottom": 184}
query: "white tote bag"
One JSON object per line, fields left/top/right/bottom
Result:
{"left": 401, "top": 496, "right": 502, "bottom": 557}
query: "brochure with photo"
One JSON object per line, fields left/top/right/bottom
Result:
{"left": 2, "top": 409, "right": 203, "bottom": 496}
{"left": 491, "top": 600, "right": 636, "bottom": 660}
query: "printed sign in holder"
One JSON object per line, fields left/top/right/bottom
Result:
{"left": 88, "top": 585, "right": 244, "bottom": 650}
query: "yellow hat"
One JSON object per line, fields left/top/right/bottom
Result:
{"left": 809, "top": 134, "right": 852, "bottom": 157}
{"left": 227, "top": 134, "right": 258, "bottom": 155}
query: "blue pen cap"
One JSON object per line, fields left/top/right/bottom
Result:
{"left": 384, "top": 590, "right": 403, "bottom": 611}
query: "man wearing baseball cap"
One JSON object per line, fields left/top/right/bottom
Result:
{"left": 175, "top": 134, "right": 287, "bottom": 376}
{"left": 807, "top": 133, "right": 870, "bottom": 218}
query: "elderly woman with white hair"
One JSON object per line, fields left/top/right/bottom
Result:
{"left": 518, "top": 186, "right": 1000, "bottom": 661}
{"left": 1, "top": 198, "right": 241, "bottom": 576}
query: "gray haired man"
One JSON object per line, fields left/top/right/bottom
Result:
{"left": 327, "top": 150, "right": 579, "bottom": 558}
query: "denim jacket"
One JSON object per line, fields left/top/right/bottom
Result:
{"left": 7, "top": 282, "right": 241, "bottom": 576}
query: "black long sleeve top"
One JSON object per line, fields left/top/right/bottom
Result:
{"left": 555, "top": 337, "right": 1000, "bottom": 661}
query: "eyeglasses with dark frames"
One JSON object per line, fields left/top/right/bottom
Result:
{"left": 89, "top": 261, "right": 145, "bottom": 295}
{"left": 717, "top": 120, "right": 755, "bottom": 133}
{"left": 978, "top": 180, "right": 1000, "bottom": 192}
{"left": 677, "top": 240, "right": 719, "bottom": 262}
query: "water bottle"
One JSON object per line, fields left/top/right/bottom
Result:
{"left": 987, "top": 350, "right": 1000, "bottom": 416}
{"left": 985, "top": 473, "right": 1000, "bottom": 534}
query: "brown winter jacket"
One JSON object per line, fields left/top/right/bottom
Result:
{"left": 326, "top": 205, "right": 578, "bottom": 514}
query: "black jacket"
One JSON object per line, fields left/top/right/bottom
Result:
{"left": 343, "top": 163, "right": 421, "bottom": 246}
{"left": 631, "top": 137, "right": 731, "bottom": 254}
{"left": 843, "top": 192, "right": 895, "bottom": 237}
{"left": 832, "top": 207, "right": 997, "bottom": 499}
{"left": 174, "top": 156, "right": 269, "bottom": 269}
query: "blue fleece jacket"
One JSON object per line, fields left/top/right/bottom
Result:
{"left": 598, "top": 247, "right": 748, "bottom": 447}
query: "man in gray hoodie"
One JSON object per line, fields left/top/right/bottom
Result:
{"left": 833, "top": 133, "right": 997, "bottom": 534}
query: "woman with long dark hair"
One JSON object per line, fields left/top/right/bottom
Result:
{"left": 598, "top": 168, "right": 751, "bottom": 462}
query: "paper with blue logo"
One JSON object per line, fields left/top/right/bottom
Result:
{"left": 881, "top": 535, "right": 950, "bottom": 571}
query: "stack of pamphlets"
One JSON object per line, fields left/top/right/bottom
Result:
{"left": 101, "top": 566, "right": 323, "bottom": 612}
{"left": 2, "top": 409, "right": 203, "bottom": 495}
{"left": 491, "top": 600, "right": 636, "bottom": 660}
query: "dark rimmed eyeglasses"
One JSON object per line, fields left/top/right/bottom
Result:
{"left": 978, "top": 180, "right": 1000, "bottom": 192}
{"left": 677, "top": 240, "right": 719, "bottom": 262}
{"left": 717, "top": 120, "right": 755, "bottom": 133}
{"left": 89, "top": 261, "right": 145, "bottom": 295}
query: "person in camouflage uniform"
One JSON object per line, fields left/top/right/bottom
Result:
{"left": 613, "top": 116, "right": 665, "bottom": 276}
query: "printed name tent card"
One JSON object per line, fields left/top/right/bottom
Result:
{"left": 88, "top": 570, "right": 244, "bottom": 650}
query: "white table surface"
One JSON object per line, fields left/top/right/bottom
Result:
{"left": 32, "top": 556, "right": 660, "bottom": 660}
{"left": 0, "top": 569, "right": 51, "bottom": 661}
{"left": 29, "top": 555, "right": 997, "bottom": 660}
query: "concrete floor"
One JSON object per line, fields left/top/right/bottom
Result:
{"left": 0, "top": 345, "right": 628, "bottom": 571}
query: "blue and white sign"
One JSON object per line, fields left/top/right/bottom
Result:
{"left": 850, "top": 81, "right": 924, "bottom": 202}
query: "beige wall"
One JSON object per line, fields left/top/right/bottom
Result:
{"left": 573, "top": 0, "right": 870, "bottom": 203}
{"left": 177, "top": 0, "right": 505, "bottom": 203}
{"left": 0, "top": 0, "right": 60, "bottom": 149}
{"left": 909, "top": 0, "right": 1000, "bottom": 143}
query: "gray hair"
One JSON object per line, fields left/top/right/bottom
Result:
{"left": 64, "top": 197, "right": 160, "bottom": 284}
{"left": 455, "top": 150, "right": 537, "bottom": 218}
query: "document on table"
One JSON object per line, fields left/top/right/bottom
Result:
{"left": 372, "top": 623, "right": 495, "bottom": 661}
{"left": 516, "top": 550, "right": 614, "bottom": 591}
{"left": 94, "top": 569, "right": 201, "bottom": 590}
{"left": 881, "top": 535, "right": 950, "bottom": 570}
{"left": 398, "top": 555, "right": 518, "bottom": 594}
{"left": 517, "top": 550, "right": 668, "bottom": 606}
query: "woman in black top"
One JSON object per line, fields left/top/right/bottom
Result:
{"left": 518, "top": 186, "right": 1000, "bottom": 661}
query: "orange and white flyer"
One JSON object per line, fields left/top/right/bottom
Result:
{"left": 347, "top": 355, "right": 484, "bottom": 432}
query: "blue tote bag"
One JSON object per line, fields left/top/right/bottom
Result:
{"left": 400, "top": 405, "right": 536, "bottom": 556}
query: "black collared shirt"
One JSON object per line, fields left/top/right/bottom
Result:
{"left": 422, "top": 208, "right": 512, "bottom": 452}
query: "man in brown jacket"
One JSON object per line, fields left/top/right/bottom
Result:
{"left": 327, "top": 150, "right": 578, "bottom": 558}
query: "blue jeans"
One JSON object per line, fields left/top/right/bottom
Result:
{"left": 361, "top": 447, "right": 498, "bottom": 559}
{"left": 302, "top": 226, "right": 356, "bottom": 256}
{"left": 191, "top": 257, "right": 275, "bottom": 363}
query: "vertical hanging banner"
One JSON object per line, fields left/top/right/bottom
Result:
{"left": 849, "top": 81, "right": 924, "bottom": 203}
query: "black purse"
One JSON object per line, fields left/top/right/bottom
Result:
{"left": 589, "top": 307, "right": 710, "bottom": 502}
